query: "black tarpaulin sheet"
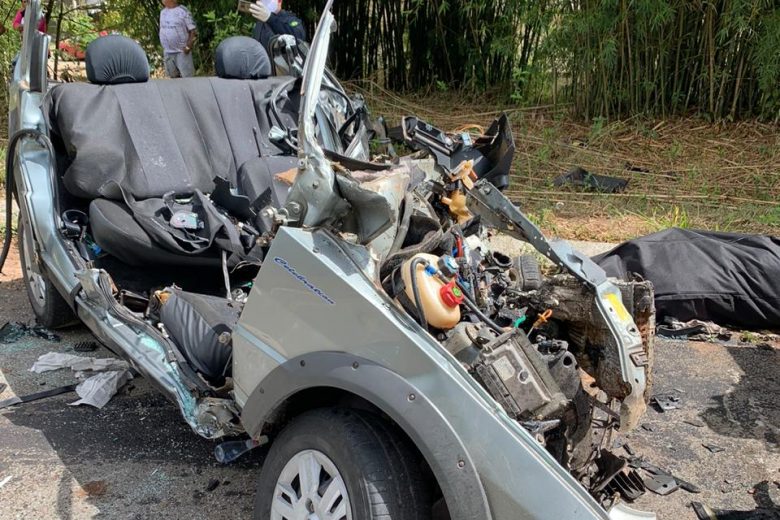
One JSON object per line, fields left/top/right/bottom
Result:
{"left": 594, "top": 228, "right": 780, "bottom": 329}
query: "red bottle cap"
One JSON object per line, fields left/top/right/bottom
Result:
{"left": 440, "top": 280, "right": 464, "bottom": 308}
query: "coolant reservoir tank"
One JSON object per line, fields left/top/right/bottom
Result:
{"left": 399, "top": 253, "right": 461, "bottom": 330}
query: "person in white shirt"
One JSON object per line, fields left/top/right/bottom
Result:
{"left": 159, "top": 0, "right": 197, "bottom": 78}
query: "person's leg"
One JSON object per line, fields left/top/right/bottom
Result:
{"left": 176, "top": 52, "right": 195, "bottom": 78}
{"left": 164, "top": 54, "right": 180, "bottom": 78}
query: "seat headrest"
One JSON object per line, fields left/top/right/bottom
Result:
{"left": 215, "top": 36, "right": 272, "bottom": 80}
{"left": 86, "top": 35, "right": 150, "bottom": 85}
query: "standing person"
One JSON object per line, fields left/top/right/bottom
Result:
{"left": 159, "top": 0, "right": 197, "bottom": 78}
{"left": 13, "top": 0, "right": 47, "bottom": 33}
{"left": 249, "top": 0, "right": 305, "bottom": 49}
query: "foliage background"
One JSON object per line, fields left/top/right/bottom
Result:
{"left": 283, "top": 0, "right": 780, "bottom": 121}
{"left": 1, "top": 0, "right": 772, "bottom": 122}
{"left": 0, "top": 0, "right": 777, "bottom": 237}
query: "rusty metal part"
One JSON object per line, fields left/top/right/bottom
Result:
{"left": 528, "top": 274, "right": 655, "bottom": 429}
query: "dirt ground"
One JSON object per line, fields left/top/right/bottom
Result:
{"left": 1, "top": 240, "right": 778, "bottom": 519}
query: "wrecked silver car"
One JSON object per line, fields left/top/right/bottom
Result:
{"left": 3, "top": 1, "right": 657, "bottom": 518}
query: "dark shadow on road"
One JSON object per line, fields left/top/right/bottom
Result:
{"left": 0, "top": 338, "right": 265, "bottom": 519}
{"left": 693, "top": 480, "right": 780, "bottom": 519}
{"left": 700, "top": 344, "right": 779, "bottom": 447}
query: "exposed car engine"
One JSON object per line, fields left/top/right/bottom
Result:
{"left": 371, "top": 121, "right": 655, "bottom": 505}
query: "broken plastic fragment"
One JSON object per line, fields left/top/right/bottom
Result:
{"left": 652, "top": 394, "right": 681, "bottom": 412}
{"left": 69, "top": 370, "right": 133, "bottom": 409}
{"left": 30, "top": 352, "right": 129, "bottom": 374}
{"left": 0, "top": 322, "right": 60, "bottom": 344}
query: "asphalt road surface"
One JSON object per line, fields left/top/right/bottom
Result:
{"left": 1, "top": 245, "right": 778, "bottom": 520}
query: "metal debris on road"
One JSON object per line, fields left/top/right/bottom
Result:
{"left": 0, "top": 384, "right": 78, "bottom": 410}
{"left": 30, "top": 326, "right": 60, "bottom": 342}
{"left": 691, "top": 501, "right": 715, "bottom": 519}
{"left": 604, "top": 470, "right": 646, "bottom": 501}
{"left": 0, "top": 475, "right": 12, "bottom": 490}
{"left": 643, "top": 473, "right": 680, "bottom": 496}
{"left": 657, "top": 317, "right": 732, "bottom": 342}
{"left": 652, "top": 395, "right": 682, "bottom": 412}
{"left": 628, "top": 457, "right": 701, "bottom": 497}
{"left": 702, "top": 443, "right": 725, "bottom": 454}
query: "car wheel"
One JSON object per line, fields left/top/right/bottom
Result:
{"left": 18, "top": 218, "right": 75, "bottom": 328}
{"left": 254, "top": 407, "right": 432, "bottom": 520}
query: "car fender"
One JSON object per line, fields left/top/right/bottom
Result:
{"left": 234, "top": 227, "right": 609, "bottom": 520}
{"left": 241, "top": 351, "right": 492, "bottom": 520}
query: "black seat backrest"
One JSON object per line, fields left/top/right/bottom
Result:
{"left": 85, "top": 34, "right": 150, "bottom": 85}
{"left": 215, "top": 36, "right": 272, "bottom": 79}
{"left": 46, "top": 76, "right": 297, "bottom": 201}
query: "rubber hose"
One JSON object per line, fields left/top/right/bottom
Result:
{"left": 409, "top": 257, "right": 428, "bottom": 330}
{"left": 456, "top": 280, "right": 503, "bottom": 333}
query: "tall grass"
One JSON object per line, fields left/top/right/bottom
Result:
{"left": 554, "top": 0, "right": 780, "bottom": 121}
{"left": 285, "top": 0, "right": 780, "bottom": 121}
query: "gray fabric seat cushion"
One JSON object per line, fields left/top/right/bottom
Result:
{"left": 89, "top": 198, "right": 221, "bottom": 267}
{"left": 216, "top": 36, "right": 271, "bottom": 79}
{"left": 47, "top": 76, "right": 296, "bottom": 201}
{"left": 50, "top": 76, "right": 301, "bottom": 266}
{"left": 160, "top": 288, "right": 241, "bottom": 384}
{"left": 88, "top": 153, "right": 298, "bottom": 266}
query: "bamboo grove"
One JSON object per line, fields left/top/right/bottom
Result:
{"left": 100, "top": 0, "right": 780, "bottom": 120}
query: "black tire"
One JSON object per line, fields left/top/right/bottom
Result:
{"left": 254, "top": 407, "right": 433, "bottom": 520}
{"left": 510, "top": 254, "right": 543, "bottom": 291}
{"left": 18, "top": 219, "right": 75, "bottom": 329}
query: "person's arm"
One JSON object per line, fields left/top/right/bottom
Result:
{"left": 183, "top": 8, "right": 197, "bottom": 54}
{"left": 12, "top": 10, "right": 23, "bottom": 31}
{"left": 184, "top": 29, "right": 196, "bottom": 54}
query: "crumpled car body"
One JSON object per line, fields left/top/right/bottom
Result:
{"left": 6, "top": 1, "right": 656, "bottom": 519}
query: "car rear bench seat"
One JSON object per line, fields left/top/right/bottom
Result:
{"left": 44, "top": 35, "right": 299, "bottom": 266}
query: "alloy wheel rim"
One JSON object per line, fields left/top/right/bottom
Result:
{"left": 271, "top": 449, "right": 351, "bottom": 520}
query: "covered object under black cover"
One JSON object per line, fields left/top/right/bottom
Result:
{"left": 594, "top": 228, "right": 780, "bottom": 329}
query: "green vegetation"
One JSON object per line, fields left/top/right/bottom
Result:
{"left": 354, "top": 85, "right": 779, "bottom": 240}
{"left": 0, "top": 0, "right": 777, "bottom": 239}
{"left": 102, "top": 0, "right": 253, "bottom": 74}
{"left": 0, "top": 0, "right": 778, "bottom": 121}
{"left": 287, "top": 0, "right": 780, "bottom": 122}
{"left": 97, "top": 0, "right": 780, "bottom": 121}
